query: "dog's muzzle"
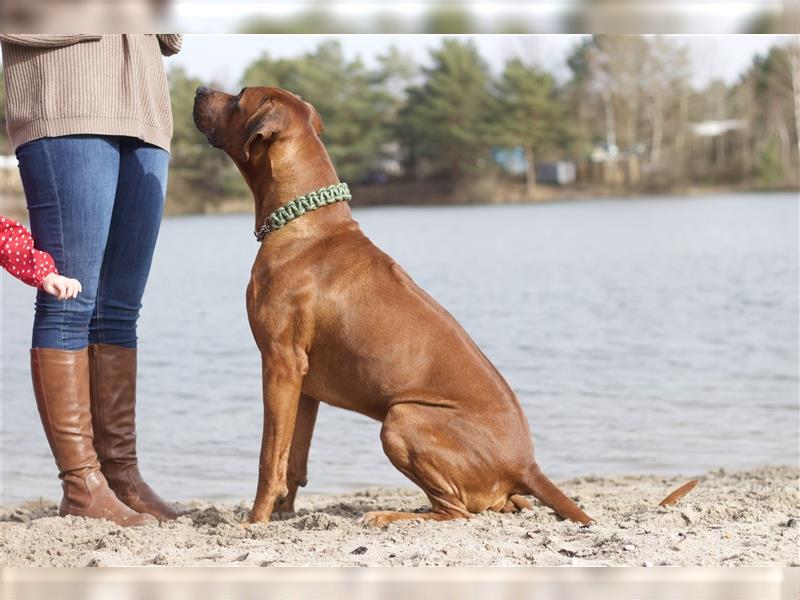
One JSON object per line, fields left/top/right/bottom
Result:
{"left": 192, "top": 95, "right": 220, "bottom": 148}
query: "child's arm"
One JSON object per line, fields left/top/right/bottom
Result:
{"left": 0, "top": 216, "right": 58, "bottom": 288}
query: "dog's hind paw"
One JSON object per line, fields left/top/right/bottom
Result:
{"left": 362, "top": 509, "right": 465, "bottom": 527}
{"left": 361, "top": 511, "right": 396, "bottom": 528}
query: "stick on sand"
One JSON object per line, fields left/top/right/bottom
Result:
{"left": 658, "top": 479, "right": 700, "bottom": 507}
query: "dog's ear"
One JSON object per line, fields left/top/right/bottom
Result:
{"left": 242, "top": 99, "right": 287, "bottom": 161}
{"left": 309, "top": 105, "right": 324, "bottom": 135}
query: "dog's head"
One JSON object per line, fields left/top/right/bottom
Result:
{"left": 193, "top": 86, "right": 325, "bottom": 163}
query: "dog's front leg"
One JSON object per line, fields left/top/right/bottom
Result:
{"left": 273, "top": 393, "right": 319, "bottom": 515}
{"left": 249, "top": 349, "right": 307, "bottom": 524}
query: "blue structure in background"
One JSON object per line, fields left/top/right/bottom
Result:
{"left": 492, "top": 146, "right": 576, "bottom": 185}
{"left": 491, "top": 147, "right": 528, "bottom": 176}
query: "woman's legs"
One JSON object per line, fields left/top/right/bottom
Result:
{"left": 87, "top": 138, "right": 176, "bottom": 520}
{"left": 18, "top": 135, "right": 156, "bottom": 526}
{"left": 89, "top": 138, "right": 168, "bottom": 348}
{"left": 20, "top": 135, "right": 119, "bottom": 350}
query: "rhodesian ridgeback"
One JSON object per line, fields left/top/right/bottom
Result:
{"left": 193, "top": 85, "right": 593, "bottom": 526}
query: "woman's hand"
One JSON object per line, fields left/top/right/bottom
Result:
{"left": 41, "top": 273, "right": 82, "bottom": 300}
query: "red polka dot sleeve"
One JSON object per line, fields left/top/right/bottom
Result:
{"left": 0, "top": 215, "right": 58, "bottom": 289}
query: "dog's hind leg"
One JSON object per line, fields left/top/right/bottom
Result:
{"left": 362, "top": 507, "right": 469, "bottom": 527}
{"left": 273, "top": 393, "right": 319, "bottom": 515}
{"left": 499, "top": 494, "right": 533, "bottom": 513}
{"left": 363, "top": 404, "right": 472, "bottom": 527}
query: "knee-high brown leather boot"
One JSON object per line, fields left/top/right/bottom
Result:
{"left": 30, "top": 348, "right": 156, "bottom": 527}
{"left": 89, "top": 343, "right": 178, "bottom": 521}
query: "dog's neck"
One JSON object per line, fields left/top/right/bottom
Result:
{"left": 239, "top": 135, "right": 353, "bottom": 240}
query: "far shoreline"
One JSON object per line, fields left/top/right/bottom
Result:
{"left": 1, "top": 182, "right": 796, "bottom": 222}
{"left": 167, "top": 183, "right": 799, "bottom": 218}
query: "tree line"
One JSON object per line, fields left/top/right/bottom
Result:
{"left": 2, "top": 36, "right": 798, "bottom": 213}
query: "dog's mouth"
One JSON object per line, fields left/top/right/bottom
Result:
{"left": 192, "top": 103, "right": 220, "bottom": 148}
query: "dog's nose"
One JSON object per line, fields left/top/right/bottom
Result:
{"left": 195, "top": 86, "right": 210, "bottom": 97}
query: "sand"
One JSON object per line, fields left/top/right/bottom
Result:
{"left": 1, "top": 466, "right": 797, "bottom": 567}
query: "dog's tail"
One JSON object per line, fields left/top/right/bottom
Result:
{"left": 522, "top": 462, "right": 594, "bottom": 524}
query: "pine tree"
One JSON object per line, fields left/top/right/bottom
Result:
{"left": 401, "top": 39, "right": 492, "bottom": 180}
{"left": 490, "top": 59, "right": 569, "bottom": 198}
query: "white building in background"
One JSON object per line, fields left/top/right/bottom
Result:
{"left": 689, "top": 119, "right": 747, "bottom": 138}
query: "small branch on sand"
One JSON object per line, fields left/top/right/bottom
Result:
{"left": 658, "top": 480, "right": 700, "bottom": 507}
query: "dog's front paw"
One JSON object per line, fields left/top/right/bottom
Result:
{"left": 272, "top": 498, "right": 295, "bottom": 515}
{"left": 248, "top": 508, "right": 273, "bottom": 524}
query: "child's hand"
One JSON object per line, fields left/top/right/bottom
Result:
{"left": 41, "top": 273, "right": 82, "bottom": 300}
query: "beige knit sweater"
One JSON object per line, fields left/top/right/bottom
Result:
{"left": 0, "top": 34, "right": 182, "bottom": 152}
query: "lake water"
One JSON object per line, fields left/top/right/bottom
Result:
{"left": 1, "top": 193, "right": 798, "bottom": 505}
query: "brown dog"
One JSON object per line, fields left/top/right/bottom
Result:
{"left": 193, "top": 86, "right": 593, "bottom": 526}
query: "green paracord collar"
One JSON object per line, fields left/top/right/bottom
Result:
{"left": 254, "top": 182, "right": 352, "bottom": 242}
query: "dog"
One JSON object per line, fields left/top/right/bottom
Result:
{"left": 193, "top": 85, "right": 593, "bottom": 526}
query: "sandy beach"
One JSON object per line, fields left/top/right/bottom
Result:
{"left": 1, "top": 466, "right": 797, "bottom": 567}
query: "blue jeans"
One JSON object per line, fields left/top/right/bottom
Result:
{"left": 16, "top": 135, "right": 168, "bottom": 350}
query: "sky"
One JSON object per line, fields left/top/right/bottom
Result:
{"left": 0, "top": 33, "right": 788, "bottom": 92}
{"left": 170, "top": 34, "right": 792, "bottom": 92}
{"left": 170, "top": 2, "right": 780, "bottom": 36}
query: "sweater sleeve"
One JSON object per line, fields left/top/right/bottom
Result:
{"left": 0, "top": 35, "right": 103, "bottom": 48}
{"left": 0, "top": 216, "right": 58, "bottom": 288}
{"left": 157, "top": 34, "right": 183, "bottom": 56}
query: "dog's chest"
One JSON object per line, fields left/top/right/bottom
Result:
{"left": 300, "top": 351, "right": 388, "bottom": 420}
